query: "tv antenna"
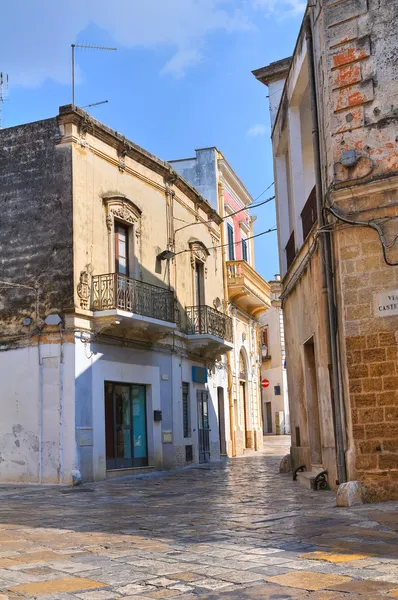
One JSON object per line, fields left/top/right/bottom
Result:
{"left": 71, "top": 43, "right": 117, "bottom": 107}
{"left": 0, "top": 72, "right": 9, "bottom": 129}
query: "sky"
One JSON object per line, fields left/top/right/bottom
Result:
{"left": 1, "top": 0, "right": 305, "bottom": 281}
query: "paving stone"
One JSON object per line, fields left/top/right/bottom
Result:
{"left": 9, "top": 577, "right": 108, "bottom": 596}
{"left": 75, "top": 592, "right": 118, "bottom": 600}
{"left": 116, "top": 582, "right": 157, "bottom": 595}
{"left": 0, "top": 445, "right": 395, "bottom": 600}
{"left": 265, "top": 571, "right": 352, "bottom": 591}
{"left": 146, "top": 577, "right": 180, "bottom": 587}
{"left": 171, "top": 572, "right": 203, "bottom": 582}
{"left": 300, "top": 551, "right": 372, "bottom": 563}
{"left": 327, "top": 578, "right": 397, "bottom": 593}
{"left": 192, "top": 578, "right": 232, "bottom": 590}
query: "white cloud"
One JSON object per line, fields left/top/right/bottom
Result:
{"left": 1, "top": 0, "right": 252, "bottom": 88}
{"left": 253, "top": 0, "right": 306, "bottom": 17}
{"left": 247, "top": 124, "right": 266, "bottom": 137}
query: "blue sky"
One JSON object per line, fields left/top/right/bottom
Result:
{"left": 1, "top": 0, "right": 305, "bottom": 281}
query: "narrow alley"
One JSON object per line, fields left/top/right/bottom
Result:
{"left": 0, "top": 439, "right": 397, "bottom": 599}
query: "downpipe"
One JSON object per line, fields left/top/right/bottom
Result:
{"left": 305, "top": 17, "right": 347, "bottom": 484}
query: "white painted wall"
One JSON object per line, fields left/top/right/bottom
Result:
{"left": 0, "top": 341, "right": 76, "bottom": 483}
{"left": 260, "top": 306, "right": 290, "bottom": 434}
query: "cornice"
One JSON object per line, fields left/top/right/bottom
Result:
{"left": 57, "top": 105, "right": 222, "bottom": 225}
{"left": 218, "top": 158, "right": 253, "bottom": 208}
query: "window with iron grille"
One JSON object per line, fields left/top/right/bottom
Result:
{"left": 242, "top": 238, "right": 248, "bottom": 262}
{"left": 227, "top": 223, "right": 235, "bottom": 260}
{"left": 182, "top": 382, "right": 191, "bottom": 438}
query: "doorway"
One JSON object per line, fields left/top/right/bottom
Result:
{"left": 265, "top": 401, "right": 272, "bottom": 434}
{"left": 239, "top": 381, "right": 250, "bottom": 448}
{"left": 105, "top": 382, "right": 148, "bottom": 469}
{"left": 217, "top": 387, "right": 227, "bottom": 455}
{"left": 195, "top": 261, "right": 205, "bottom": 307}
{"left": 197, "top": 390, "right": 210, "bottom": 463}
{"left": 304, "top": 337, "right": 322, "bottom": 465}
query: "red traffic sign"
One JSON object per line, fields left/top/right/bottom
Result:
{"left": 261, "top": 378, "right": 270, "bottom": 389}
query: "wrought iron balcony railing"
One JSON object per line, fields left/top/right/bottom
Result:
{"left": 186, "top": 305, "right": 233, "bottom": 342}
{"left": 91, "top": 273, "right": 176, "bottom": 323}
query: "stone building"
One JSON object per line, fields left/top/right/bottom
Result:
{"left": 170, "top": 148, "right": 271, "bottom": 456}
{"left": 0, "top": 106, "right": 233, "bottom": 484}
{"left": 253, "top": 0, "right": 398, "bottom": 499}
{"left": 260, "top": 276, "right": 290, "bottom": 436}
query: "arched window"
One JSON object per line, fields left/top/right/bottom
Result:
{"left": 239, "top": 350, "right": 247, "bottom": 380}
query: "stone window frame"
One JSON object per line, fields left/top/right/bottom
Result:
{"left": 189, "top": 239, "right": 210, "bottom": 306}
{"left": 103, "top": 194, "right": 142, "bottom": 279}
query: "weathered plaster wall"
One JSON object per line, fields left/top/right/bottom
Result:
{"left": 260, "top": 305, "right": 289, "bottom": 434}
{"left": 69, "top": 126, "right": 223, "bottom": 322}
{"left": 316, "top": 0, "right": 398, "bottom": 500}
{"left": 170, "top": 148, "right": 218, "bottom": 211}
{"left": 0, "top": 340, "right": 76, "bottom": 483}
{"left": 0, "top": 118, "right": 73, "bottom": 336}
{"left": 283, "top": 245, "right": 338, "bottom": 486}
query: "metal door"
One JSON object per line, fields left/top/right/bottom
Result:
{"left": 265, "top": 401, "right": 272, "bottom": 434}
{"left": 217, "top": 387, "right": 227, "bottom": 456}
{"left": 105, "top": 382, "right": 148, "bottom": 469}
{"left": 197, "top": 390, "right": 210, "bottom": 463}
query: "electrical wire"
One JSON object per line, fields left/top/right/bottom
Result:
{"left": 223, "top": 195, "right": 275, "bottom": 220}
{"left": 174, "top": 226, "right": 277, "bottom": 257}
{"left": 174, "top": 184, "right": 275, "bottom": 234}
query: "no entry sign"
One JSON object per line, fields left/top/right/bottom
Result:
{"left": 261, "top": 378, "right": 270, "bottom": 389}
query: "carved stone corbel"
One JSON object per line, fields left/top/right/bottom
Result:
{"left": 118, "top": 140, "right": 130, "bottom": 172}
{"left": 77, "top": 270, "right": 91, "bottom": 309}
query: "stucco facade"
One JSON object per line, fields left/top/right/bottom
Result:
{"left": 260, "top": 277, "right": 290, "bottom": 435}
{"left": 254, "top": 0, "right": 398, "bottom": 500}
{"left": 0, "top": 107, "right": 232, "bottom": 483}
{"left": 171, "top": 148, "right": 271, "bottom": 457}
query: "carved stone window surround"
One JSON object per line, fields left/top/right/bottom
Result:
{"left": 103, "top": 194, "right": 142, "bottom": 278}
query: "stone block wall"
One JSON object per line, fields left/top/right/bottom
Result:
{"left": 336, "top": 214, "right": 398, "bottom": 501}
{"left": 0, "top": 118, "right": 74, "bottom": 339}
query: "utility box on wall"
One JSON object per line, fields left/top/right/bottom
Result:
{"left": 153, "top": 410, "right": 162, "bottom": 422}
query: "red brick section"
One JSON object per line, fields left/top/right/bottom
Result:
{"left": 327, "top": 0, "right": 372, "bottom": 135}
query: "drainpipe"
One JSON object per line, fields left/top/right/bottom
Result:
{"left": 305, "top": 17, "right": 347, "bottom": 484}
{"left": 218, "top": 180, "right": 236, "bottom": 457}
{"left": 38, "top": 332, "right": 43, "bottom": 484}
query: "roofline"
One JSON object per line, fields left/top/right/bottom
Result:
{"left": 218, "top": 153, "right": 254, "bottom": 207}
{"left": 252, "top": 10, "right": 309, "bottom": 139}
{"left": 57, "top": 105, "right": 222, "bottom": 225}
{"left": 252, "top": 57, "right": 293, "bottom": 86}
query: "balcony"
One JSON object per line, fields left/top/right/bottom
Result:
{"left": 91, "top": 273, "right": 177, "bottom": 337}
{"left": 185, "top": 305, "right": 233, "bottom": 357}
{"left": 226, "top": 260, "right": 271, "bottom": 317}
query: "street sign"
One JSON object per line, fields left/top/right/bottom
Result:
{"left": 261, "top": 378, "right": 270, "bottom": 389}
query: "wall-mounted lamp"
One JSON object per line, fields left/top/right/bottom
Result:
{"left": 157, "top": 250, "right": 176, "bottom": 261}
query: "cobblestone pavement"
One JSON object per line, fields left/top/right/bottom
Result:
{"left": 0, "top": 438, "right": 397, "bottom": 600}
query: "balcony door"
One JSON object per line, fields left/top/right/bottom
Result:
{"left": 195, "top": 261, "right": 204, "bottom": 307}
{"left": 105, "top": 382, "right": 148, "bottom": 469}
{"left": 195, "top": 261, "right": 205, "bottom": 333}
{"left": 115, "top": 223, "right": 129, "bottom": 276}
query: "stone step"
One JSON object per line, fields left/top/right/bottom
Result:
{"left": 296, "top": 468, "right": 325, "bottom": 490}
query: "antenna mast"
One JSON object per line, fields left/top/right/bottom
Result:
{"left": 71, "top": 43, "right": 117, "bottom": 107}
{"left": 0, "top": 72, "right": 9, "bottom": 129}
